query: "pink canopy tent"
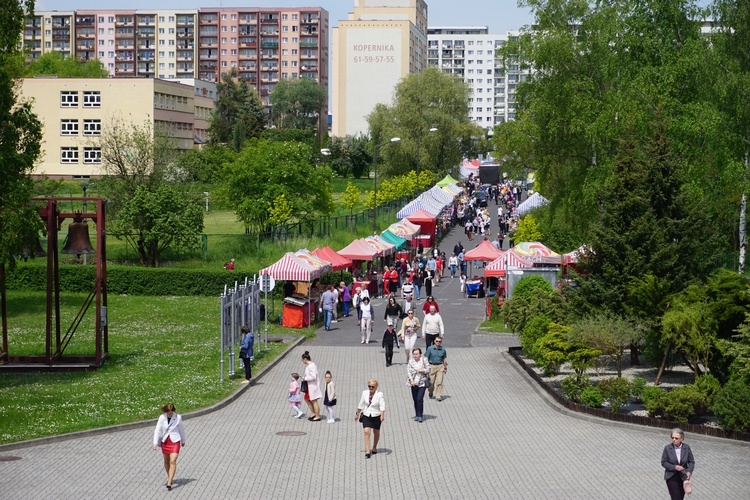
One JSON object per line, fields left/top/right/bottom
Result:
{"left": 338, "top": 239, "right": 379, "bottom": 261}
{"left": 363, "top": 235, "right": 395, "bottom": 256}
{"left": 407, "top": 209, "right": 437, "bottom": 247}
{"left": 387, "top": 219, "right": 421, "bottom": 239}
{"left": 512, "top": 241, "right": 563, "bottom": 266}
{"left": 312, "top": 246, "right": 353, "bottom": 271}
{"left": 463, "top": 239, "right": 503, "bottom": 262}
{"left": 260, "top": 252, "right": 332, "bottom": 281}
{"left": 485, "top": 250, "right": 534, "bottom": 277}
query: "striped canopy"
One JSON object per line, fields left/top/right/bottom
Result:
{"left": 387, "top": 219, "right": 421, "bottom": 238}
{"left": 428, "top": 185, "right": 455, "bottom": 205}
{"left": 512, "top": 241, "right": 562, "bottom": 265}
{"left": 563, "top": 244, "right": 589, "bottom": 265}
{"left": 484, "top": 250, "right": 534, "bottom": 277}
{"left": 380, "top": 230, "right": 407, "bottom": 250}
{"left": 363, "top": 235, "right": 396, "bottom": 256}
{"left": 442, "top": 183, "right": 462, "bottom": 196}
{"left": 260, "top": 252, "right": 332, "bottom": 282}
{"left": 516, "top": 192, "right": 550, "bottom": 216}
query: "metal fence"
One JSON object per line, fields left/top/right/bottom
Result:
{"left": 220, "top": 276, "right": 261, "bottom": 381}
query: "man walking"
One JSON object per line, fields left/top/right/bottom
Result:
{"left": 421, "top": 305, "right": 444, "bottom": 349}
{"left": 321, "top": 285, "right": 336, "bottom": 331}
{"left": 425, "top": 338, "right": 448, "bottom": 401}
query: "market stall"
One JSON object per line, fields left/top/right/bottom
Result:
{"left": 406, "top": 209, "right": 437, "bottom": 248}
{"left": 338, "top": 239, "right": 380, "bottom": 296}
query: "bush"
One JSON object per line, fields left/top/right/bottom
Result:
{"left": 561, "top": 375, "right": 591, "bottom": 403}
{"left": 502, "top": 296, "right": 531, "bottom": 333}
{"left": 631, "top": 377, "right": 647, "bottom": 403}
{"left": 580, "top": 386, "right": 604, "bottom": 408}
{"left": 533, "top": 323, "right": 571, "bottom": 376}
{"left": 644, "top": 389, "right": 668, "bottom": 418}
{"left": 520, "top": 315, "right": 551, "bottom": 357}
{"left": 693, "top": 374, "right": 721, "bottom": 412}
{"left": 712, "top": 378, "right": 750, "bottom": 432}
{"left": 663, "top": 384, "right": 708, "bottom": 423}
{"left": 567, "top": 343, "right": 602, "bottom": 376}
{"left": 597, "top": 377, "right": 632, "bottom": 413}
{"left": 513, "top": 275, "right": 554, "bottom": 301}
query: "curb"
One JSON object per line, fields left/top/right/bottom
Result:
{"left": 504, "top": 350, "right": 750, "bottom": 447}
{"left": 0, "top": 335, "right": 307, "bottom": 453}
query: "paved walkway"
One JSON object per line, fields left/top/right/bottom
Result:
{"left": 2, "top": 227, "right": 750, "bottom": 499}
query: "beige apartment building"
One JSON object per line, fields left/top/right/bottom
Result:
{"left": 20, "top": 78, "right": 204, "bottom": 179}
{"left": 23, "top": 8, "right": 328, "bottom": 117}
{"left": 332, "top": 0, "right": 428, "bottom": 137}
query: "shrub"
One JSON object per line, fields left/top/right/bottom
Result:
{"left": 644, "top": 389, "right": 668, "bottom": 418}
{"left": 693, "top": 374, "right": 721, "bottom": 411}
{"left": 631, "top": 377, "right": 647, "bottom": 403}
{"left": 502, "top": 296, "right": 531, "bottom": 333}
{"left": 567, "top": 343, "right": 602, "bottom": 377}
{"left": 561, "top": 374, "right": 591, "bottom": 403}
{"left": 520, "top": 315, "right": 551, "bottom": 357}
{"left": 712, "top": 378, "right": 750, "bottom": 432}
{"left": 533, "top": 323, "right": 571, "bottom": 376}
{"left": 662, "top": 384, "right": 704, "bottom": 423}
{"left": 597, "top": 377, "right": 632, "bottom": 413}
{"left": 513, "top": 275, "right": 553, "bottom": 301}
{"left": 580, "top": 386, "right": 604, "bottom": 408}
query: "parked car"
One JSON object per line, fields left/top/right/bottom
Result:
{"left": 473, "top": 191, "right": 488, "bottom": 207}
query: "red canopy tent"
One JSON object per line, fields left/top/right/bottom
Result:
{"left": 407, "top": 209, "right": 437, "bottom": 247}
{"left": 463, "top": 239, "right": 503, "bottom": 262}
{"left": 484, "top": 250, "right": 534, "bottom": 277}
{"left": 338, "top": 239, "right": 379, "bottom": 261}
{"left": 312, "top": 246, "right": 352, "bottom": 271}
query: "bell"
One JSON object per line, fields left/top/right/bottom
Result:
{"left": 21, "top": 237, "right": 47, "bottom": 260}
{"left": 61, "top": 213, "right": 95, "bottom": 256}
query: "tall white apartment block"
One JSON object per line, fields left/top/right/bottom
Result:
{"left": 427, "top": 26, "right": 526, "bottom": 130}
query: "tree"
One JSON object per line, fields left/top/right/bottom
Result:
{"left": 570, "top": 313, "right": 643, "bottom": 378}
{"left": 268, "top": 194, "right": 294, "bottom": 226}
{"left": 513, "top": 215, "right": 543, "bottom": 243}
{"left": 367, "top": 67, "right": 479, "bottom": 177}
{"left": 209, "top": 69, "right": 265, "bottom": 146}
{"left": 326, "top": 135, "right": 372, "bottom": 178}
{"left": 662, "top": 294, "right": 718, "bottom": 380}
{"left": 174, "top": 144, "right": 236, "bottom": 184}
{"left": 269, "top": 77, "right": 327, "bottom": 131}
{"left": 24, "top": 51, "right": 108, "bottom": 78}
{"left": 96, "top": 119, "right": 204, "bottom": 267}
{"left": 224, "top": 139, "right": 335, "bottom": 231}
{"left": 711, "top": 0, "right": 750, "bottom": 273}
{"left": 1, "top": 0, "right": 43, "bottom": 270}
{"left": 340, "top": 182, "right": 360, "bottom": 216}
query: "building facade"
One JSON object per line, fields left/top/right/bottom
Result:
{"left": 22, "top": 8, "right": 328, "bottom": 115}
{"left": 427, "top": 26, "right": 527, "bottom": 130}
{"left": 21, "top": 78, "right": 214, "bottom": 179}
{"left": 332, "top": 0, "right": 428, "bottom": 137}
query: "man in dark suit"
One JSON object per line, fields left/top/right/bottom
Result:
{"left": 661, "top": 428, "right": 695, "bottom": 500}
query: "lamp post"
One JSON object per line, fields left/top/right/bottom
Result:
{"left": 203, "top": 191, "right": 210, "bottom": 212}
{"left": 415, "top": 127, "right": 438, "bottom": 176}
{"left": 373, "top": 137, "right": 401, "bottom": 233}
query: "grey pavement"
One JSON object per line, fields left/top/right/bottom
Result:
{"left": 2, "top": 227, "right": 750, "bottom": 499}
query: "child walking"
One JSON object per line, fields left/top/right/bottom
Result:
{"left": 323, "top": 371, "right": 337, "bottom": 423}
{"left": 289, "top": 373, "right": 304, "bottom": 418}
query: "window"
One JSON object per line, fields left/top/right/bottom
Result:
{"left": 221, "top": 37, "right": 227, "bottom": 43}
{"left": 231, "top": 14, "right": 237, "bottom": 20}
{"left": 292, "top": 14, "right": 298, "bottom": 20}
{"left": 291, "top": 61, "right": 297, "bottom": 67}
{"left": 98, "top": 51, "right": 104, "bottom": 57}
{"left": 108, "top": 16, "right": 115, "bottom": 23}
{"left": 60, "top": 119, "right": 78, "bottom": 135}
{"left": 292, "top": 26, "right": 298, "bottom": 32}
{"left": 83, "top": 119, "right": 101, "bottom": 135}
{"left": 231, "top": 37, "right": 237, "bottom": 44}
{"left": 60, "top": 91, "right": 78, "bottom": 107}
{"left": 221, "top": 14, "right": 227, "bottom": 20}
{"left": 291, "top": 48, "right": 297, "bottom": 55}
{"left": 159, "top": 16, "right": 164, "bottom": 22}
{"left": 99, "top": 40, "right": 104, "bottom": 46}
{"left": 282, "top": 14, "right": 288, "bottom": 20}
{"left": 159, "top": 62, "right": 165, "bottom": 69}
{"left": 283, "top": 26, "right": 288, "bottom": 32}
{"left": 221, "top": 26, "right": 227, "bottom": 32}
{"left": 282, "top": 38, "right": 288, "bottom": 44}
{"left": 221, "top": 49, "right": 227, "bottom": 55}
{"left": 83, "top": 91, "right": 101, "bottom": 107}
{"left": 99, "top": 16, "right": 104, "bottom": 22}
{"left": 61, "top": 147, "right": 79, "bottom": 163}
{"left": 230, "top": 49, "right": 237, "bottom": 55}
{"left": 168, "top": 39, "right": 174, "bottom": 45}
{"left": 83, "top": 147, "right": 101, "bottom": 164}
{"left": 292, "top": 37, "right": 298, "bottom": 44}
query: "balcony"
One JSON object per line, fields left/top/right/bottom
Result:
{"left": 260, "top": 40, "right": 278, "bottom": 48}
{"left": 200, "top": 53, "right": 218, "bottom": 60}
{"left": 76, "top": 17, "right": 95, "bottom": 27}
{"left": 76, "top": 44, "right": 95, "bottom": 50}
{"left": 260, "top": 15, "right": 279, "bottom": 23}
{"left": 300, "top": 53, "right": 317, "bottom": 60}
{"left": 137, "top": 18, "right": 155, "bottom": 26}
{"left": 301, "top": 16, "right": 319, "bottom": 24}
{"left": 177, "top": 44, "right": 194, "bottom": 50}
{"left": 116, "top": 19, "right": 135, "bottom": 27}
{"left": 300, "top": 41, "right": 317, "bottom": 48}
{"left": 199, "top": 15, "right": 218, "bottom": 25}
{"left": 177, "top": 18, "right": 195, "bottom": 27}
{"left": 177, "top": 31, "right": 193, "bottom": 38}
{"left": 53, "top": 33, "right": 70, "bottom": 41}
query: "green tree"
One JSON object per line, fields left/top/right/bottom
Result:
{"left": 24, "top": 51, "right": 108, "bottom": 78}
{"left": 225, "top": 139, "right": 335, "bottom": 231}
{"left": 661, "top": 292, "right": 718, "bottom": 380}
{"left": 174, "top": 144, "right": 237, "bottom": 184}
{"left": 340, "top": 182, "right": 360, "bottom": 216}
{"left": 570, "top": 313, "right": 643, "bottom": 378}
{"left": 209, "top": 69, "right": 265, "bottom": 145}
{"left": 326, "top": 135, "right": 372, "bottom": 178}
{"left": 96, "top": 119, "right": 204, "bottom": 267}
{"left": 269, "top": 77, "right": 327, "bottom": 131}
{"left": 1, "top": 0, "right": 44, "bottom": 270}
{"left": 269, "top": 194, "right": 294, "bottom": 226}
{"left": 513, "top": 214, "right": 543, "bottom": 243}
{"left": 367, "top": 67, "right": 479, "bottom": 177}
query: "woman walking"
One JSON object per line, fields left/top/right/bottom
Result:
{"left": 381, "top": 320, "right": 400, "bottom": 367}
{"left": 383, "top": 295, "right": 403, "bottom": 331}
{"left": 661, "top": 428, "right": 695, "bottom": 500}
{"left": 301, "top": 351, "right": 322, "bottom": 421}
{"left": 407, "top": 349, "right": 430, "bottom": 423}
{"left": 398, "top": 310, "right": 421, "bottom": 364}
{"left": 359, "top": 296, "right": 374, "bottom": 344}
{"left": 152, "top": 403, "right": 186, "bottom": 491}
{"left": 354, "top": 379, "right": 385, "bottom": 458}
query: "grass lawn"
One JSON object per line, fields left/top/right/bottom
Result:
{"left": 0, "top": 291, "right": 311, "bottom": 445}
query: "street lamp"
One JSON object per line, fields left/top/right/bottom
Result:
{"left": 203, "top": 191, "right": 210, "bottom": 212}
{"left": 416, "top": 127, "right": 438, "bottom": 176}
{"left": 373, "top": 137, "right": 401, "bottom": 233}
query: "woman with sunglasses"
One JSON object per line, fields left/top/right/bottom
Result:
{"left": 398, "top": 309, "right": 421, "bottom": 364}
{"left": 354, "top": 380, "right": 385, "bottom": 458}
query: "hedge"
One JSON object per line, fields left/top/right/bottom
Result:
{"left": 4, "top": 264, "right": 247, "bottom": 297}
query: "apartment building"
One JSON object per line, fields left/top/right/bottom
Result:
{"left": 23, "top": 8, "right": 328, "bottom": 115}
{"left": 427, "top": 26, "right": 527, "bottom": 130}
{"left": 20, "top": 78, "right": 211, "bottom": 179}
{"left": 332, "top": 0, "right": 428, "bottom": 137}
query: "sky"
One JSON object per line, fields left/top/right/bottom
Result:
{"left": 42, "top": 0, "right": 535, "bottom": 34}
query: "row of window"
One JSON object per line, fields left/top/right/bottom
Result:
{"left": 61, "top": 119, "right": 101, "bottom": 136}
{"left": 61, "top": 91, "right": 101, "bottom": 108}
{"left": 61, "top": 147, "right": 101, "bottom": 164}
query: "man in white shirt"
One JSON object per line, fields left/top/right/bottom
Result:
{"left": 421, "top": 305, "right": 444, "bottom": 349}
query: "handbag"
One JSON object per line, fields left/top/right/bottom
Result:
{"left": 423, "top": 376, "right": 432, "bottom": 389}
{"left": 358, "top": 413, "right": 364, "bottom": 423}
{"left": 300, "top": 380, "right": 308, "bottom": 393}
{"left": 683, "top": 479, "right": 693, "bottom": 495}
